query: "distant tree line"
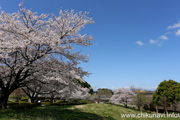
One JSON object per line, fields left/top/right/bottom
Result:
{"left": 108, "top": 79, "right": 180, "bottom": 114}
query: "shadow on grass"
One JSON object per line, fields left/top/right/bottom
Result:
{"left": 0, "top": 105, "right": 113, "bottom": 120}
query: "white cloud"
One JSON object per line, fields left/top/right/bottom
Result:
{"left": 160, "top": 35, "right": 168, "bottom": 40}
{"left": 149, "top": 39, "right": 157, "bottom": 44}
{"left": 165, "top": 32, "right": 171, "bottom": 35}
{"left": 176, "top": 29, "right": 180, "bottom": 36}
{"left": 136, "top": 41, "right": 144, "bottom": 46}
{"left": 167, "top": 22, "right": 180, "bottom": 29}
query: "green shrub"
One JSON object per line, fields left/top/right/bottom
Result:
{"left": 143, "top": 104, "right": 149, "bottom": 110}
{"left": 77, "top": 99, "right": 94, "bottom": 104}
{"left": 7, "top": 102, "right": 37, "bottom": 109}
{"left": 52, "top": 99, "right": 93, "bottom": 106}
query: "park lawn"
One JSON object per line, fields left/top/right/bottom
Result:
{"left": 0, "top": 103, "right": 179, "bottom": 120}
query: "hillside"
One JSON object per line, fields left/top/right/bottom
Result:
{"left": 0, "top": 103, "right": 179, "bottom": 120}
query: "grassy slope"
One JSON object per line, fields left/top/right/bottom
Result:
{"left": 75, "top": 104, "right": 178, "bottom": 120}
{"left": 0, "top": 103, "right": 178, "bottom": 120}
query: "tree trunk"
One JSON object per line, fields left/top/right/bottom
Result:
{"left": 140, "top": 107, "right": 143, "bottom": 113}
{"left": 29, "top": 97, "right": 36, "bottom": 103}
{"left": 50, "top": 97, "right": 54, "bottom": 103}
{"left": 31, "top": 99, "right": 35, "bottom": 103}
{"left": 155, "top": 105, "right": 158, "bottom": 113}
{"left": 164, "top": 106, "right": 168, "bottom": 114}
{"left": 138, "top": 106, "right": 140, "bottom": 111}
{"left": 173, "top": 103, "right": 177, "bottom": 112}
{"left": 165, "top": 109, "right": 168, "bottom": 114}
{"left": 124, "top": 103, "right": 128, "bottom": 108}
{"left": 0, "top": 92, "right": 10, "bottom": 109}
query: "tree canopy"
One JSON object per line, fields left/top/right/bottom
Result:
{"left": 97, "top": 88, "right": 113, "bottom": 98}
{"left": 153, "top": 80, "right": 180, "bottom": 113}
{"left": 0, "top": 2, "right": 94, "bottom": 109}
{"left": 110, "top": 88, "right": 136, "bottom": 107}
{"left": 75, "top": 79, "right": 93, "bottom": 94}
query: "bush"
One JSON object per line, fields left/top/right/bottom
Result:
{"left": 143, "top": 104, "right": 149, "bottom": 110}
{"left": 7, "top": 102, "right": 37, "bottom": 109}
{"left": 77, "top": 99, "right": 94, "bottom": 104}
{"left": 52, "top": 99, "right": 93, "bottom": 106}
{"left": 149, "top": 101, "right": 156, "bottom": 111}
{"left": 7, "top": 99, "right": 93, "bottom": 109}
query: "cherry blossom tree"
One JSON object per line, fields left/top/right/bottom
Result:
{"left": 23, "top": 78, "right": 91, "bottom": 103}
{"left": 110, "top": 88, "right": 136, "bottom": 108}
{"left": 61, "top": 81, "right": 90, "bottom": 100}
{"left": 21, "top": 61, "right": 91, "bottom": 103}
{"left": 22, "top": 81, "right": 50, "bottom": 103}
{"left": 43, "top": 77, "right": 91, "bottom": 102}
{"left": 0, "top": 3, "right": 94, "bottom": 109}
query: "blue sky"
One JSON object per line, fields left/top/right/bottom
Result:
{"left": 1, "top": 0, "right": 180, "bottom": 90}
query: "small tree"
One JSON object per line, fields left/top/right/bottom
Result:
{"left": 110, "top": 88, "right": 136, "bottom": 108}
{"left": 22, "top": 84, "right": 44, "bottom": 103}
{"left": 133, "top": 93, "right": 147, "bottom": 112}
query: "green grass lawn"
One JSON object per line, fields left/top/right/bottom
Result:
{"left": 0, "top": 103, "right": 179, "bottom": 120}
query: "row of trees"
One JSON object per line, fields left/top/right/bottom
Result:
{"left": 21, "top": 79, "right": 92, "bottom": 103}
{"left": 0, "top": 2, "right": 94, "bottom": 109}
{"left": 9, "top": 78, "right": 92, "bottom": 103}
{"left": 109, "top": 80, "right": 180, "bottom": 114}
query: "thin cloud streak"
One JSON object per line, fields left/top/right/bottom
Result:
{"left": 160, "top": 35, "right": 168, "bottom": 40}
{"left": 136, "top": 41, "right": 144, "bottom": 46}
{"left": 167, "top": 22, "right": 180, "bottom": 29}
{"left": 149, "top": 39, "right": 157, "bottom": 44}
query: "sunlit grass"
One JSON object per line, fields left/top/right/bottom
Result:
{"left": 0, "top": 103, "right": 179, "bottom": 120}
